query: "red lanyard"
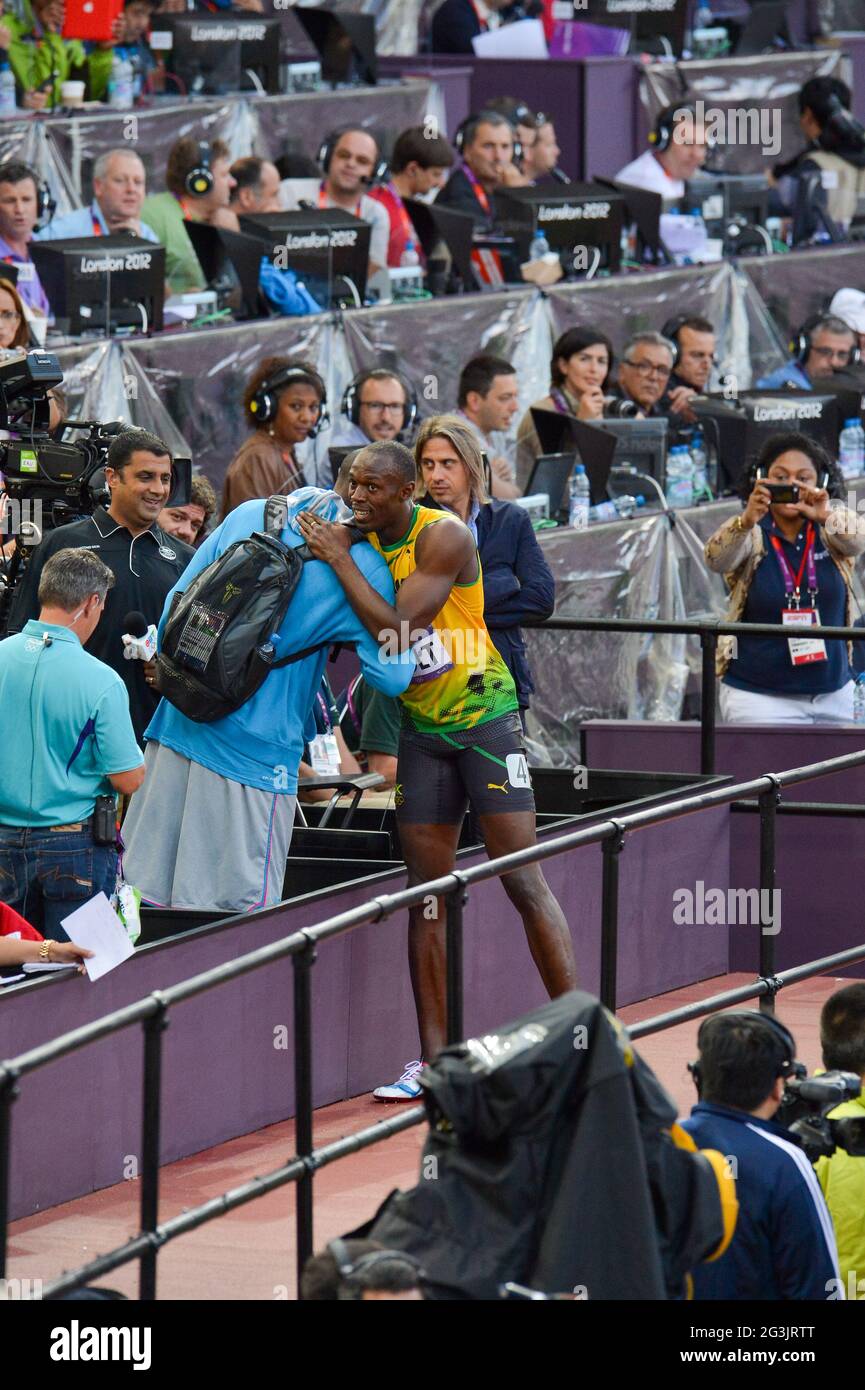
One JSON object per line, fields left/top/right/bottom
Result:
{"left": 91, "top": 211, "right": 102, "bottom": 237}
{"left": 770, "top": 524, "right": 817, "bottom": 607}
{"left": 468, "top": 0, "right": 489, "bottom": 30}
{"left": 318, "top": 185, "right": 361, "bottom": 218}
{"left": 460, "top": 160, "right": 491, "bottom": 216}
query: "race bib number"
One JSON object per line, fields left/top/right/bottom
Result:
{"left": 782, "top": 608, "right": 827, "bottom": 666}
{"left": 410, "top": 626, "right": 454, "bottom": 685}
{"left": 506, "top": 753, "right": 531, "bottom": 789}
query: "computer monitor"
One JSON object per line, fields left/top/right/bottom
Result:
{"left": 29, "top": 236, "right": 165, "bottom": 337}
{"left": 571, "top": 0, "right": 688, "bottom": 55}
{"left": 494, "top": 183, "right": 624, "bottom": 276}
{"left": 184, "top": 220, "right": 265, "bottom": 320}
{"left": 732, "top": 0, "right": 789, "bottom": 55}
{"left": 529, "top": 410, "right": 615, "bottom": 505}
{"left": 405, "top": 198, "right": 475, "bottom": 292}
{"left": 525, "top": 453, "right": 577, "bottom": 521}
{"left": 686, "top": 173, "right": 770, "bottom": 231}
{"left": 594, "top": 417, "right": 668, "bottom": 492}
{"left": 291, "top": 6, "right": 377, "bottom": 87}
{"left": 238, "top": 208, "right": 370, "bottom": 305}
{"left": 691, "top": 390, "right": 843, "bottom": 493}
{"left": 594, "top": 176, "right": 667, "bottom": 263}
{"left": 150, "top": 13, "right": 282, "bottom": 96}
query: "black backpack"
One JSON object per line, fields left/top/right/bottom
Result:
{"left": 155, "top": 497, "right": 358, "bottom": 723}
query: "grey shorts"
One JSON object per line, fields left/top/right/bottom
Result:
{"left": 122, "top": 742, "right": 296, "bottom": 913}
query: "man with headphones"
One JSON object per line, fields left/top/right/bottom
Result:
{"left": 682, "top": 1011, "right": 841, "bottom": 1300}
{"left": 615, "top": 103, "right": 709, "bottom": 201}
{"left": 288, "top": 127, "right": 389, "bottom": 278}
{"left": 435, "top": 110, "right": 522, "bottom": 230}
{"left": 301, "top": 1238, "right": 424, "bottom": 1300}
{"left": 0, "top": 160, "right": 53, "bottom": 321}
{"left": 331, "top": 367, "right": 417, "bottom": 450}
{"left": 660, "top": 314, "right": 717, "bottom": 424}
{"left": 757, "top": 313, "right": 859, "bottom": 391}
{"left": 141, "top": 136, "right": 237, "bottom": 295}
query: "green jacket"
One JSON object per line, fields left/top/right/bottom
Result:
{"left": 140, "top": 193, "right": 204, "bottom": 295}
{"left": 6, "top": 15, "right": 113, "bottom": 107}
{"left": 816, "top": 1093, "right": 865, "bottom": 1299}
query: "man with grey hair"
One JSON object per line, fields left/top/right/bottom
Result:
{"left": 34, "top": 149, "right": 159, "bottom": 243}
{"left": 0, "top": 548, "right": 144, "bottom": 940}
{"left": 613, "top": 331, "right": 676, "bottom": 416}
{"left": 757, "top": 314, "right": 858, "bottom": 391}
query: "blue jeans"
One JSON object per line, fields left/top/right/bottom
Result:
{"left": 0, "top": 823, "right": 117, "bottom": 942}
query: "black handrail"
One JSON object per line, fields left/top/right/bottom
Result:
{"left": 3, "top": 742, "right": 865, "bottom": 1297}
{"left": 531, "top": 615, "right": 865, "bottom": 774}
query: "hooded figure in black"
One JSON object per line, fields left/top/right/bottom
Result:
{"left": 349, "top": 991, "right": 737, "bottom": 1300}
{"left": 773, "top": 76, "right": 865, "bottom": 242}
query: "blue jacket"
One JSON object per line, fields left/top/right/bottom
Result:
{"left": 422, "top": 495, "right": 556, "bottom": 709}
{"left": 682, "top": 1101, "right": 840, "bottom": 1301}
{"left": 756, "top": 360, "right": 812, "bottom": 391}
{"left": 146, "top": 499, "right": 415, "bottom": 794}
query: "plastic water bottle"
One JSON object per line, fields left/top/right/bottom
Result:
{"left": 109, "top": 53, "right": 135, "bottom": 110}
{"left": 587, "top": 494, "right": 646, "bottom": 523}
{"left": 568, "top": 462, "right": 590, "bottom": 530}
{"left": 665, "top": 445, "right": 695, "bottom": 508}
{"left": 854, "top": 675, "right": 865, "bottom": 724}
{"left": 694, "top": 1, "right": 714, "bottom": 27}
{"left": 530, "top": 229, "right": 551, "bottom": 260}
{"left": 0, "top": 61, "right": 16, "bottom": 118}
{"left": 400, "top": 240, "right": 420, "bottom": 268}
{"left": 838, "top": 419, "right": 864, "bottom": 480}
{"left": 690, "top": 430, "right": 709, "bottom": 501}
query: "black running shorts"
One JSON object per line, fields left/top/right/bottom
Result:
{"left": 394, "top": 711, "right": 536, "bottom": 824}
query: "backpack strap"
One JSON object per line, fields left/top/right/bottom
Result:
{"left": 269, "top": 524, "right": 364, "bottom": 668}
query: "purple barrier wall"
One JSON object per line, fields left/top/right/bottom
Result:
{"left": 583, "top": 721, "right": 865, "bottom": 979}
{"left": 1, "top": 806, "right": 728, "bottom": 1221}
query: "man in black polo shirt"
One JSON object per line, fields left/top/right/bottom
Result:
{"left": 8, "top": 428, "right": 192, "bottom": 742}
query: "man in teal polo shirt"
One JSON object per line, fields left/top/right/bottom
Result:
{"left": 0, "top": 548, "right": 145, "bottom": 940}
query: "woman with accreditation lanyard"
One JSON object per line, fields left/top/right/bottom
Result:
{"left": 705, "top": 432, "right": 865, "bottom": 723}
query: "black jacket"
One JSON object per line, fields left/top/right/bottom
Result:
{"left": 421, "top": 493, "right": 555, "bottom": 709}
{"left": 7, "top": 507, "right": 192, "bottom": 743}
{"left": 434, "top": 165, "right": 494, "bottom": 231}
{"left": 430, "top": 0, "right": 482, "bottom": 54}
{"left": 358, "top": 992, "right": 733, "bottom": 1299}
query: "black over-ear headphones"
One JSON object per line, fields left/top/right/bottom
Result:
{"left": 318, "top": 128, "right": 388, "bottom": 186}
{"left": 649, "top": 102, "right": 699, "bottom": 155}
{"left": 341, "top": 367, "right": 418, "bottom": 435}
{"left": 688, "top": 1011, "right": 799, "bottom": 1097}
{"left": 660, "top": 315, "right": 691, "bottom": 368}
{"left": 248, "top": 364, "right": 330, "bottom": 436}
{"left": 454, "top": 112, "right": 523, "bottom": 166}
{"left": 792, "top": 313, "right": 861, "bottom": 367}
{"left": 184, "top": 142, "right": 214, "bottom": 199}
{"left": 327, "top": 1237, "right": 424, "bottom": 1300}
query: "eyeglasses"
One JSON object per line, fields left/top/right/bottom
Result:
{"left": 0, "top": 310, "right": 20, "bottom": 324}
{"left": 623, "top": 359, "right": 671, "bottom": 380}
{"left": 360, "top": 401, "right": 405, "bottom": 414}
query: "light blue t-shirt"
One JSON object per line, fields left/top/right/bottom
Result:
{"left": 0, "top": 620, "right": 143, "bottom": 828}
{"left": 146, "top": 500, "right": 416, "bottom": 794}
{"left": 755, "top": 361, "right": 812, "bottom": 391}
{"left": 34, "top": 204, "right": 160, "bottom": 244}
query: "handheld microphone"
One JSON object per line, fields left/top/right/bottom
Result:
{"left": 121, "top": 610, "right": 157, "bottom": 662}
{"left": 550, "top": 167, "right": 570, "bottom": 185}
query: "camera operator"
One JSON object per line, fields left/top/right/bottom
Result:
{"left": 0, "top": 549, "right": 144, "bottom": 940}
{"left": 816, "top": 984, "right": 865, "bottom": 1299}
{"left": 158, "top": 474, "right": 217, "bottom": 548}
{"left": 683, "top": 1011, "right": 841, "bottom": 1300}
{"left": 7, "top": 428, "right": 193, "bottom": 744}
{"left": 0, "top": 162, "right": 51, "bottom": 323}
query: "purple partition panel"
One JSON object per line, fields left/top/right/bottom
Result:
{"left": 582, "top": 56, "right": 640, "bottom": 180}
{"left": 2, "top": 802, "right": 728, "bottom": 1221}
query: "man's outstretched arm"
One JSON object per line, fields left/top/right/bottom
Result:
{"left": 299, "top": 515, "right": 474, "bottom": 647}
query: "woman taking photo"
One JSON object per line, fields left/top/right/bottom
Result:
{"left": 221, "top": 357, "right": 327, "bottom": 515}
{"left": 515, "top": 326, "right": 613, "bottom": 492}
{"left": 705, "top": 431, "right": 865, "bottom": 723}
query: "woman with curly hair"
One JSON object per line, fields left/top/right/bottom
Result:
{"left": 704, "top": 431, "right": 865, "bottom": 723}
{"left": 221, "top": 356, "right": 326, "bottom": 516}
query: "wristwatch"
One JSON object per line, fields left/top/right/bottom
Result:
{"left": 37, "top": 939, "right": 52, "bottom": 961}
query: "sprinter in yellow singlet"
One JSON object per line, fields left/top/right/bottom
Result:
{"left": 299, "top": 432, "right": 577, "bottom": 1098}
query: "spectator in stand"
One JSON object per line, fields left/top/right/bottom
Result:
{"left": 757, "top": 314, "right": 858, "bottom": 391}
{"left": 682, "top": 1011, "right": 841, "bottom": 1300}
{"left": 615, "top": 103, "right": 709, "bottom": 202}
{"left": 332, "top": 368, "right": 414, "bottom": 450}
{"left": 430, "top": 0, "right": 513, "bottom": 54}
{"left": 0, "top": 162, "right": 52, "bottom": 322}
{"left": 612, "top": 331, "right": 675, "bottom": 418}
{"left": 158, "top": 474, "right": 217, "bottom": 548}
{"left": 456, "top": 353, "right": 520, "bottom": 499}
{"left": 281, "top": 127, "right": 389, "bottom": 278}
{"left": 114, "top": 0, "right": 158, "bottom": 99}
{"left": 416, "top": 413, "right": 555, "bottom": 722}
{"left": 0, "top": 276, "right": 29, "bottom": 349}
{"left": 515, "top": 327, "right": 613, "bottom": 492}
{"left": 7, "top": 0, "right": 118, "bottom": 109}
{"left": 660, "top": 315, "right": 717, "bottom": 425}
{"left": 367, "top": 127, "right": 454, "bottom": 267}
{"left": 222, "top": 358, "right": 327, "bottom": 515}
{"left": 0, "top": 549, "right": 145, "bottom": 940}
{"left": 34, "top": 150, "right": 159, "bottom": 243}
{"left": 436, "top": 111, "right": 523, "bottom": 230}
{"left": 816, "top": 983, "right": 865, "bottom": 1300}
{"left": 705, "top": 433, "right": 865, "bottom": 724}
{"left": 142, "top": 137, "right": 237, "bottom": 295}
{"left": 8, "top": 429, "right": 193, "bottom": 745}
{"left": 229, "top": 157, "right": 283, "bottom": 216}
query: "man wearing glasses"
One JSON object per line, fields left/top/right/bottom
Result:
{"left": 757, "top": 314, "right": 858, "bottom": 391}
{"left": 332, "top": 368, "right": 415, "bottom": 449}
{"left": 611, "top": 331, "right": 675, "bottom": 417}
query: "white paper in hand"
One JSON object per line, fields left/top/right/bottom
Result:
{"left": 60, "top": 892, "right": 135, "bottom": 981}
